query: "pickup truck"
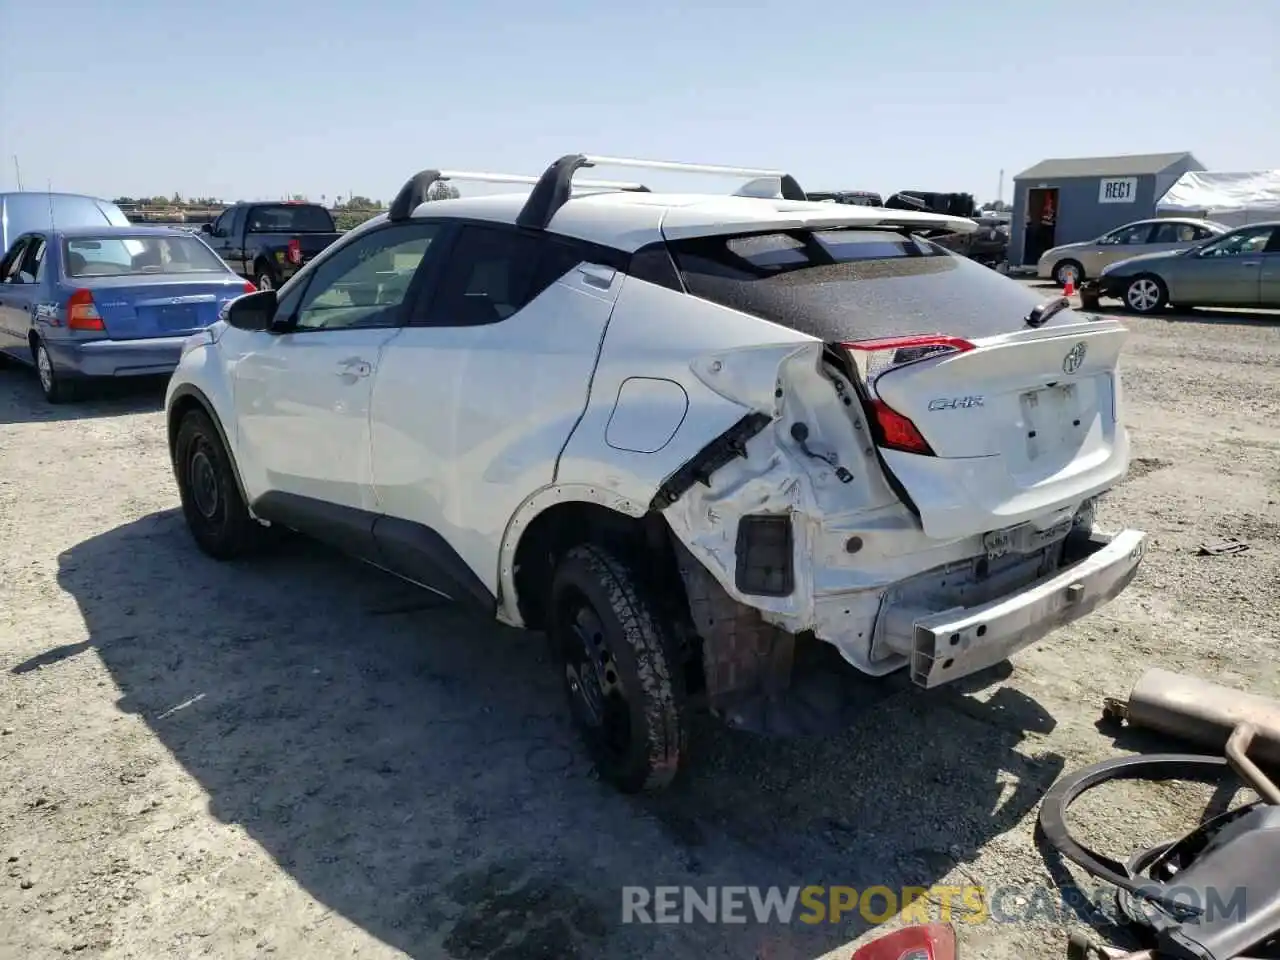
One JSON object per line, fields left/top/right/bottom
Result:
{"left": 199, "top": 202, "right": 343, "bottom": 291}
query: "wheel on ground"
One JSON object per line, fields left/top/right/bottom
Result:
{"left": 32, "top": 338, "right": 78, "bottom": 403}
{"left": 253, "top": 268, "right": 276, "bottom": 292}
{"left": 1124, "top": 275, "right": 1168, "bottom": 314}
{"left": 173, "top": 408, "right": 267, "bottom": 560}
{"left": 1054, "top": 260, "right": 1084, "bottom": 288}
{"left": 549, "top": 543, "right": 688, "bottom": 793}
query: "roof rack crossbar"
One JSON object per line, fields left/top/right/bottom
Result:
{"left": 387, "top": 168, "right": 649, "bottom": 222}
{"left": 516, "top": 153, "right": 808, "bottom": 230}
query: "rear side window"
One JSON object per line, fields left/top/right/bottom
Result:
{"left": 424, "top": 226, "right": 591, "bottom": 327}
{"left": 669, "top": 228, "right": 1072, "bottom": 342}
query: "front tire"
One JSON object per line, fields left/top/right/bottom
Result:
{"left": 173, "top": 408, "right": 267, "bottom": 560}
{"left": 549, "top": 544, "right": 688, "bottom": 793}
{"left": 1124, "top": 275, "right": 1168, "bottom": 314}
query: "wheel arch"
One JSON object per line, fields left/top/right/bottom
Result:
{"left": 252, "top": 253, "right": 278, "bottom": 280}
{"left": 167, "top": 383, "right": 251, "bottom": 506}
{"left": 498, "top": 485, "right": 686, "bottom": 632}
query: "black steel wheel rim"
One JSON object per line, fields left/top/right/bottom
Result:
{"left": 188, "top": 440, "right": 222, "bottom": 521}
{"left": 559, "top": 591, "right": 631, "bottom": 760}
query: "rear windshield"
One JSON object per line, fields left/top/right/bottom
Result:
{"left": 668, "top": 228, "right": 1070, "bottom": 342}
{"left": 64, "top": 235, "right": 228, "bottom": 277}
{"left": 246, "top": 204, "right": 335, "bottom": 233}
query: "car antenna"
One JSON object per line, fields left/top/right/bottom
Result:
{"left": 47, "top": 179, "right": 56, "bottom": 232}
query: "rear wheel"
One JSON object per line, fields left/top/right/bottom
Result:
{"left": 549, "top": 544, "right": 688, "bottom": 793}
{"left": 1054, "top": 260, "right": 1084, "bottom": 288}
{"left": 253, "top": 266, "right": 278, "bottom": 292}
{"left": 1124, "top": 275, "right": 1168, "bottom": 314}
{"left": 174, "top": 408, "right": 267, "bottom": 560}
{"left": 32, "top": 338, "right": 79, "bottom": 404}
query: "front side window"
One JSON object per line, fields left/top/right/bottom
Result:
{"left": 1099, "top": 223, "right": 1153, "bottom": 245}
{"left": 64, "top": 235, "right": 228, "bottom": 277}
{"left": 292, "top": 223, "right": 441, "bottom": 331}
{"left": 1198, "top": 226, "right": 1274, "bottom": 258}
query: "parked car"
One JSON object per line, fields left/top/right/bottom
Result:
{"left": 0, "top": 191, "right": 130, "bottom": 255}
{"left": 930, "top": 216, "right": 1009, "bottom": 268}
{"left": 165, "top": 154, "right": 1146, "bottom": 793}
{"left": 1036, "top": 217, "right": 1227, "bottom": 288}
{"left": 200, "top": 201, "right": 344, "bottom": 292}
{"left": 807, "top": 190, "right": 885, "bottom": 207}
{"left": 0, "top": 226, "right": 253, "bottom": 402}
{"left": 1086, "top": 220, "right": 1280, "bottom": 314}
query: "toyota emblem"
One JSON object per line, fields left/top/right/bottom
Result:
{"left": 1062, "top": 342, "right": 1087, "bottom": 374}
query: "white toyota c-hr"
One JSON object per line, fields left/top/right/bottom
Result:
{"left": 165, "top": 154, "right": 1147, "bottom": 793}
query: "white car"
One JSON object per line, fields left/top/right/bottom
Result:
{"left": 165, "top": 154, "right": 1147, "bottom": 793}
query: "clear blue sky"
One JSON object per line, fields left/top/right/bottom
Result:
{"left": 1, "top": 0, "right": 1275, "bottom": 205}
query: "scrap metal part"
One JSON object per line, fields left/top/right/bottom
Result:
{"left": 1039, "top": 752, "right": 1280, "bottom": 960}
{"left": 1105, "top": 668, "right": 1280, "bottom": 770}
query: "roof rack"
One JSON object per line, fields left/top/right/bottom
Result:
{"left": 515, "top": 154, "right": 808, "bottom": 230}
{"left": 387, "top": 169, "right": 649, "bottom": 223}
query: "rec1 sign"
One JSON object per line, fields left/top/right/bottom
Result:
{"left": 1099, "top": 177, "right": 1138, "bottom": 203}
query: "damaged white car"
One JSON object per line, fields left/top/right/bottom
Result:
{"left": 165, "top": 154, "right": 1147, "bottom": 793}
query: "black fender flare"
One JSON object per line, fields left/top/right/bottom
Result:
{"left": 167, "top": 383, "right": 251, "bottom": 506}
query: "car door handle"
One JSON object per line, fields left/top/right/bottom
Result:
{"left": 335, "top": 358, "right": 372, "bottom": 378}
{"left": 1241, "top": 261, "right": 1260, "bottom": 268}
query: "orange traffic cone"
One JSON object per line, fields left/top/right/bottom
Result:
{"left": 1063, "top": 276, "right": 1075, "bottom": 297}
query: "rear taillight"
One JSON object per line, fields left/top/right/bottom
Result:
{"left": 243, "top": 280, "right": 257, "bottom": 293}
{"left": 286, "top": 238, "right": 302, "bottom": 265}
{"left": 66, "top": 289, "right": 105, "bottom": 331}
{"left": 851, "top": 923, "right": 956, "bottom": 960}
{"left": 842, "top": 335, "right": 974, "bottom": 457}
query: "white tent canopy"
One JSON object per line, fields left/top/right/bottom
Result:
{"left": 1156, "top": 170, "right": 1280, "bottom": 227}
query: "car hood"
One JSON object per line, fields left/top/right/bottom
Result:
{"left": 1041, "top": 240, "right": 1089, "bottom": 260}
{"left": 1100, "top": 250, "right": 1184, "bottom": 274}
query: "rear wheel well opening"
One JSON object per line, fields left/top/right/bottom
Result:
{"left": 512, "top": 502, "right": 692, "bottom": 629}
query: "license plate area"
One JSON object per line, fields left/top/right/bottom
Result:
{"left": 1020, "top": 383, "right": 1079, "bottom": 460}
{"left": 141, "top": 304, "right": 202, "bottom": 331}
{"left": 983, "top": 516, "right": 1072, "bottom": 560}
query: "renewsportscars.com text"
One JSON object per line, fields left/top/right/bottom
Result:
{"left": 621, "top": 884, "right": 1248, "bottom": 926}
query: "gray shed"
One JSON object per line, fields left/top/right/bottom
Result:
{"left": 1009, "top": 152, "right": 1205, "bottom": 267}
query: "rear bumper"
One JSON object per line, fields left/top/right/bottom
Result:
{"left": 1090, "top": 276, "right": 1129, "bottom": 299}
{"left": 44, "top": 336, "right": 189, "bottom": 378}
{"left": 879, "top": 529, "right": 1147, "bottom": 688}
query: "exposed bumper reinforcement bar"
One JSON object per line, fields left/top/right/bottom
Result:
{"left": 881, "top": 529, "right": 1147, "bottom": 688}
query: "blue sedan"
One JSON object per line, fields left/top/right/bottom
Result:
{"left": 0, "top": 226, "right": 254, "bottom": 403}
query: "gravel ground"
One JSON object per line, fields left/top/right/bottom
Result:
{"left": 1, "top": 287, "right": 1278, "bottom": 960}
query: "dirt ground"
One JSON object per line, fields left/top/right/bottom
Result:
{"left": 2, "top": 286, "right": 1278, "bottom": 960}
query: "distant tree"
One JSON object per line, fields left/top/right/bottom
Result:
{"left": 171, "top": 192, "right": 183, "bottom": 204}
{"left": 291, "top": 193, "right": 308, "bottom": 202}
{"left": 426, "top": 182, "right": 460, "bottom": 201}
